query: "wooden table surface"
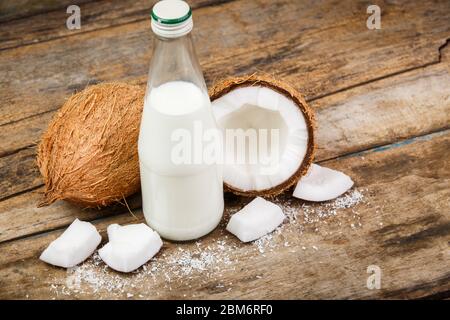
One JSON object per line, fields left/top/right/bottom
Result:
{"left": 0, "top": 0, "right": 449, "bottom": 300}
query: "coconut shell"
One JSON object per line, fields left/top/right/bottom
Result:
{"left": 37, "top": 83, "right": 145, "bottom": 208}
{"left": 209, "top": 73, "right": 316, "bottom": 197}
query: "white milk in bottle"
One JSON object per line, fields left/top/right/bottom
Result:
{"left": 138, "top": 0, "right": 224, "bottom": 241}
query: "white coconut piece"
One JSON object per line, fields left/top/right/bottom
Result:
{"left": 99, "top": 223, "right": 162, "bottom": 273}
{"left": 212, "top": 85, "right": 309, "bottom": 193}
{"left": 226, "top": 197, "right": 285, "bottom": 242}
{"left": 293, "top": 164, "right": 354, "bottom": 201}
{"left": 39, "top": 219, "right": 101, "bottom": 268}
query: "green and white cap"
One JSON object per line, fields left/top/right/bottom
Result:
{"left": 151, "top": 0, "right": 193, "bottom": 38}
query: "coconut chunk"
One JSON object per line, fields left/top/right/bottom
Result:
{"left": 293, "top": 164, "right": 354, "bottom": 201}
{"left": 99, "top": 223, "right": 162, "bottom": 273}
{"left": 226, "top": 197, "right": 285, "bottom": 242}
{"left": 40, "top": 219, "right": 101, "bottom": 268}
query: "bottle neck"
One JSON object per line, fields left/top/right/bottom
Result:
{"left": 147, "top": 32, "right": 207, "bottom": 94}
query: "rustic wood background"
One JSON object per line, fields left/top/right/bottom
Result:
{"left": 0, "top": 0, "right": 449, "bottom": 299}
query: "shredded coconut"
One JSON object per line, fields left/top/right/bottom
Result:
{"left": 49, "top": 188, "right": 366, "bottom": 298}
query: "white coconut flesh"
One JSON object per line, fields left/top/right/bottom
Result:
{"left": 98, "top": 223, "right": 162, "bottom": 273}
{"left": 212, "top": 86, "right": 309, "bottom": 192}
{"left": 39, "top": 219, "right": 101, "bottom": 268}
{"left": 293, "top": 164, "right": 354, "bottom": 201}
{"left": 226, "top": 197, "right": 286, "bottom": 242}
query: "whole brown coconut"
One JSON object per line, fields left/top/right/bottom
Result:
{"left": 37, "top": 83, "right": 145, "bottom": 208}
{"left": 209, "top": 73, "right": 316, "bottom": 197}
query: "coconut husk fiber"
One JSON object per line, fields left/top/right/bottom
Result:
{"left": 37, "top": 83, "right": 145, "bottom": 208}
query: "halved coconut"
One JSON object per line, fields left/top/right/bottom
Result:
{"left": 293, "top": 164, "right": 354, "bottom": 201}
{"left": 210, "top": 74, "right": 315, "bottom": 197}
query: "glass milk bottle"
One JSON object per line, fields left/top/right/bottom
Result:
{"left": 138, "top": 0, "right": 224, "bottom": 241}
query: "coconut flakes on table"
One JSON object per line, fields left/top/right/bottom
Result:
{"left": 253, "top": 188, "right": 366, "bottom": 252}
{"left": 51, "top": 238, "right": 239, "bottom": 298}
{"left": 49, "top": 189, "right": 366, "bottom": 298}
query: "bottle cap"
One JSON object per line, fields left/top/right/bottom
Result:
{"left": 151, "top": 0, "right": 193, "bottom": 38}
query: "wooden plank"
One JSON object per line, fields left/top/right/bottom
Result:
{"left": 0, "top": 111, "right": 53, "bottom": 158}
{"left": 0, "top": 130, "right": 448, "bottom": 299}
{"left": 313, "top": 59, "right": 450, "bottom": 160}
{"left": 0, "top": 0, "right": 448, "bottom": 128}
{"left": 0, "top": 187, "right": 142, "bottom": 243}
{"left": 2, "top": 52, "right": 449, "bottom": 160}
{"left": 0, "top": 148, "right": 41, "bottom": 201}
{"left": 3, "top": 57, "right": 450, "bottom": 159}
{"left": 0, "top": 0, "right": 230, "bottom": 49}
{"left": 0, "top": 0, "right": 92, "bottom": 23}
{"left": 1, "top": 58, "right": 449, "bottom": 242}
{"left": 0, "top": 1, "right": 448, "bottom": 298}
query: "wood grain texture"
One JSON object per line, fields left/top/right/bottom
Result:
{"left": 0, "top": 0, "right": 449, "bottom": 300}
{"left": 0, "top": 57, "right": 448, "bottom": 242}
{"left": 0, "top": 188, "right": 142, "bottom": 243}
{"left": 0, "top": 0, "right": 93, "bottom": 23}
{"left": 0, "top": 130, "right": 448, "bottom": 299}
{"left": 0, "top": 0, "right": 448, "bottom": 128}
{"left": 0, "top": 148, "right": 41, "bottom": 201}
{"left": 313, "top": 58, "right": 450, "bottom": 160}
{"left": 0, "top": 0, "right": 232, "bottom": 49}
